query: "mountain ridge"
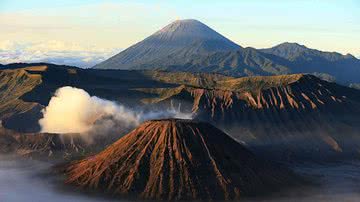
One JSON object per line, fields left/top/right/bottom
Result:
{"left": 93, "top": 19, "right": 360, "bottom": 85}
{"left": 260, "top": 42, "right": 357, "bottom": 61}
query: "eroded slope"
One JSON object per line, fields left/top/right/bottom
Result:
{"left": 65, "top": 119, "right": 296, "bottom": 200}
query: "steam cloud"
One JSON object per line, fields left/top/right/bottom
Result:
{"left": 39, "top": 86, "right": 192, "bottom": 136}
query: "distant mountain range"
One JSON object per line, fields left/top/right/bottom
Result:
{"left": 94, "top": 19, "right": 360, "bottom": 85}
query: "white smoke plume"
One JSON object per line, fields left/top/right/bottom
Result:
{"left": 39, "top": 86, "right": 192, "bottom": 136}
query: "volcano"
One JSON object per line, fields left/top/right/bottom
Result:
{"left": 65, "top": 119, "right": 296, "bottom": 200}
{"left": 93, "top": 19, "right": 241, "bottom": 70}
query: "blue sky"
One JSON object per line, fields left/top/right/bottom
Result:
{"left": 0, "top": 0, "right": 359, "bottom": 66}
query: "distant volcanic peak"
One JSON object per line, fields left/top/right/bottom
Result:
{"left": 93, "top": 19, "right": 241, "bottom": 70}
{"left": 65, "top": 119, "right": 295, "bottom": 200}
{"left": 153, "top": 19, "right": 235, "bottom": 42}
{"left": 147, "top": 19, "right": 241, "bottom": 52}
{"left": 156, "top": 19, "right": 204, "bottom": 34}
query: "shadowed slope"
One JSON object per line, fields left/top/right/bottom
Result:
{"left": 138, "top": 75, "right": 360, "bottom": 161}
{"left": 65, "top": 119, "right": 296, "bottom": 200}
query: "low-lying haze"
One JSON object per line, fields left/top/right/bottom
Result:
{"left": 2, "top": 155, "right": 360, "bottom": 202}
{"left": 0, "top": 155, "right": 122, "bottom": 202}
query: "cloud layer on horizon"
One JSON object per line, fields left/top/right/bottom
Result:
{"left": 1, "top": 1, "right": 359, "bottom": 60}
{"left": 0, "top": 2, "right": 174, "bottom": 68}
{"left": 0, "top": 40, "right": 120, "bottom": 67}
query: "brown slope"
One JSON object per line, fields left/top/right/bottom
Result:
{"left": 65, "top": 119, "right": 296, "bottom": 200}
{"left": 139, "top": 74, "right": 360, "bottom": 115}
{"left": 0, "top": 67, "right": 43, "bottom": 119}
{"left": 137, "top": 75, "right": 360, "bottom": 160}
{"left": 0, "top": 126, "right": 91, "bottom": 159}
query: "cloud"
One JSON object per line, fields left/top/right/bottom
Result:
{"left": 0, "top": 40, "right": 120, "bottom": 67}
{"left": 39, "top": 86, "right": 139, "bottom": 134}
{"left": 39, "top": 86, "right": 193, "bottom": 140}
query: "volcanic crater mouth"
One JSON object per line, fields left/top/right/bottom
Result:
{"left": 143, "top": 118, "right": 194, "bottom": 123}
